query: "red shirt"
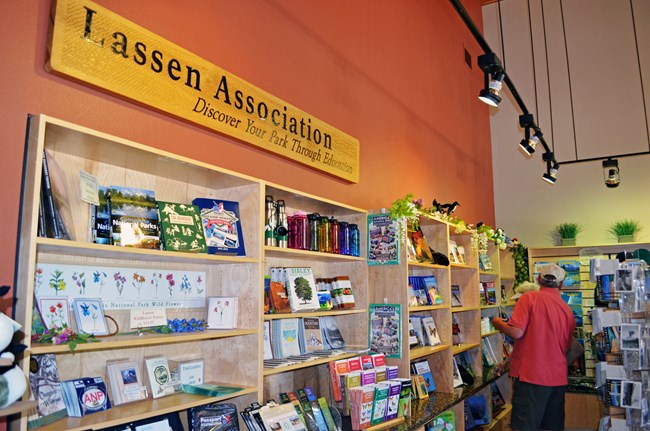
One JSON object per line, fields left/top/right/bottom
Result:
{"left": 508, "top": 287, "right": 575, "bottom": 386}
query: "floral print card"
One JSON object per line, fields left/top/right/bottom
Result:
{"left": 72, "top": 298, "right": 109, "bottom": 335}
{"left": 38, "top": 297, "right": 70, "bottom": 329}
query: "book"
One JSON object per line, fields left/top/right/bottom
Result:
{"left": 368, "top": 303, "right": 401, "bottom": 358}
{"left": 285, "top": 267, "right": 321, "bottom": 312}
{"left": 258, "top": 402, "right": 307, "bottom": 431}
{"left": 263, "top": 321, "right": 274, "bottom": 360}
{"left": 411, "top": 360, "right": 436, "bottom": 393}
{"left": 409, "top": 277, "right": 431, "bottom": 306}
{"left": 108, "top": 185, "right": 160, "bottom": 248}
{"left": 42, "top": 149, "right": 73, "bottom": 240}
{"left": 421, "top": 316, "right": 442, "bottom": 346}
{"left": 384, "top": 380, "right": 402, "bottom": 420}
{"left": 278, "top": 318, "right": 302, "bottom": 358}
{"left": 344, "top": 372, "right": 362, "bottom": 416}
{"left": 192, "top": 198, "right": 246, "bottom": 256}
{"left": 408, "top": 227, "right": 434, "bottom": 263}
{"left": 207, "top": 296, "right": 238, "bottom": 329}
{"left": 484, "top": 282, "right": 497, "bottom": 305}
{"left": 60, "top": 376, "right": 111, "bottom": 417}
{"left": 394, "top": 378, "right": 412, "bottom": 418}
{"left": 451, "top": 314, "right": 462, "bottom": 345}
{"left": 348, "top": 385, "right": 374, "bottom": 430}
{"left": 329, "top": 359, "right": 350, "bottom": 402}
{"left": 448, "top": 240, "right": 460, "bottom": 264}
{"left": 144, "top": 356, "right": 174, "bottom": 398}
{"left": 466, "top": 395, "right": 490, "bottom": 425}
{"left": 317, "top": 397, "right": 337, "bottom": 431}
{"left": 451, "top": 285, "right": 462, "bottom": 307}
{"left": 422, "top": 276, "right": 443, "bottom": 305}
{"left": 491, "top": 382, "right": 506, "bottom": 411}
{"left": 303, "top": 386, "right": 328, "bottom": 431}
{"left": 181, "top": 383, "right": 244, "bottom": 397}
{"left": 370, "top": 382, "right": 390, "bottom": 425}
{"left": 320, "top": 316, "right": 346, "bottom": 350}
{"left": 92, "top": 185, "right": 111, "bottom": 244}
{"left": 269, "top": 267, "right": 291, "bottom": 313}
{"left": 188, "top": 402, "right": 238, "bottom": 431}
{"left": 411, "top": 375, "right": 429, "bottom": 400}
{"left": 27, "top": 354, "right": 67, "bottom": 428}
{"left": 479, "top": 282, "right": 487, "bottom": 306}
{"left": 452, "top": 357, "right": 464, "bottom": 387}
{"left": 157, "top": 200, "right": 207, "bottom": 253}
{"left": 456, "top": 245, "right": 466, "bottom": 264}
{"left": 409, "top": 316, "right": 426, "bottom": 347}
{"left": 106, "top": 358, "right": 148, "bottom": 405}
{"left": 301, "top": 317, "right": 324, "bottom": 352}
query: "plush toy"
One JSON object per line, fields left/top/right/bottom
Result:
{"left": 0, "top": 285, "right": 28, "bottom": 409}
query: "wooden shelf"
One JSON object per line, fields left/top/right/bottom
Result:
{"left": 409, "top": 344, "right": 450, "bottom": 360}
{"left": 479, "top": 270, "right": 499, "bottom": 276}
{"left": 263, "top": 351, "right": 362, "bottom": 376}
{"left": 29, "top": 329, "right": 257, "bottom": 354}
{"left": 449, "top": 262, "right": 476, "bottom": 270}
{"left": 263, "top": 309, "right": 366, "bottom": 320}
{"left": 481, "top": 330, "right": 500, "bottom": 338}
{"left": 36, "top": 237, "right": 258, "bottom": 264}
{"left": 264, "top": 245, "right": 364, "bottom": 262}
{"left": 480, "top": 304, "right": 499, "bottom": 310}
{"left": 451, "top": 343, "right": 480, "bottom": 355}
{"left": 451, "top": 306, "right": 480, "bottom": 312}
{"left": 0, "top": 400, "right": 37, "bottom": 418}
{"left": 408, "top": 304, "right": 449, "bottom": 313}
{"left": 407, "top": 261, "right": 449, "bottom": 270}
{"left": 34, "top": 386, "right": 256, "bottom": 431}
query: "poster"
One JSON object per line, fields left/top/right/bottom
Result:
{"left": 368, "top": 304, "right": 401, "bottom": 358}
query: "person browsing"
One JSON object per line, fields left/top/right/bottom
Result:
{"left": 492, "top": 264, "right": 575, "bottom": 431}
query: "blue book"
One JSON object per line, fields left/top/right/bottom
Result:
{"left": 304, "top": 386, "right": 329, "bottom": 431}
{"left": 411, "top": 360, "right": 436, "bottom": 393}
{"left": 192, "top": 198, "right": 246, "bottom": 256}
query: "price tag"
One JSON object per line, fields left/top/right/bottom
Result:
{"left": 130, "top": 308, "right": 167, "bottom": 329}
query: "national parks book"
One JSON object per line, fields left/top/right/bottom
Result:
{"left": 108, "top": 185, "right": 160, "bottom": 249}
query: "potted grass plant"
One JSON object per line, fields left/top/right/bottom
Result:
{"left": 553, "top": 223, "right": 583, "bottom": 246}
{"left": 608, "top": 219, "right": 642, "bottom": 243}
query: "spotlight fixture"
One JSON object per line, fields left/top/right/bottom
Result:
{"left": 477, "top": 53, "right": 505, "bottom": 107}
{"left": 602, "top": 158, "right": 620, "bottom": 188}
{"left": 518, "top": 114, "right": 542, "bottom": 156}
{"left": 542, "top": 152, "right": 559, "bottom": 184}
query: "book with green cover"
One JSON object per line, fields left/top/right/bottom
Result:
{"left": 157, "top": 201, "right": 207, "bottom": 253}
{"left": 181, "top": 383, "right": 243, "bottom": 397}
{"left": 318, "top": 397, "right": 337, "bottom": 431}
{"left": 370, "top": 382, "right": 390, "bottom": 426}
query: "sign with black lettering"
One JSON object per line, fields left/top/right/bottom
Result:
{"left": 47, "top": 0, "right": 360, "bottom": 182}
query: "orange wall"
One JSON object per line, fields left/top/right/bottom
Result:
{"left": 0, "top": 1, "right": 493, "bottom": 311}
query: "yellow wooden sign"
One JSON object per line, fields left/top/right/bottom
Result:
{"left": 47, "top": 0, "right": 360, "bottom": 182}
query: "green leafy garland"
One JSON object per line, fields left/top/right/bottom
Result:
{"left": 511, "top": 243, "right": 529, "bottom": 287}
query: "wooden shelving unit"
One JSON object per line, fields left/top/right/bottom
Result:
{"left": 13, "top": 115, "right": 263, "bottom": 431}
{"left": 368, "top": 214, "right": 516, "bottom": 423}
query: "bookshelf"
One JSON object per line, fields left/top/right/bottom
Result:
{"left": 367, "top": 213, "right": 515, "bottom": 427}
{"left": 261, "top": 182, "right": 369, "bottom": 402}
{"left": 14, "top": 115, "right": 262, "bottom": 430}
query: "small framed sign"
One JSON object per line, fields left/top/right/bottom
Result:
{"left": 130, "top": 308, "right": 168, "bottom": 329}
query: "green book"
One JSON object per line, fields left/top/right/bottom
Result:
{"left": 370, "top": 382, "right": 390, "bottom": 426}
{"left": 157, "top": 201, "right": 207, "bottom": 253}
{"left": 180, "top": 383, "right": 243, "bottom": 397}
{"left": 318, "top": 397, "right": 337, "bottom": 431}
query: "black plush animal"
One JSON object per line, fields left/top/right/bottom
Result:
{"left": 430, "top": 249, "right": 450, "bottom": 266}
